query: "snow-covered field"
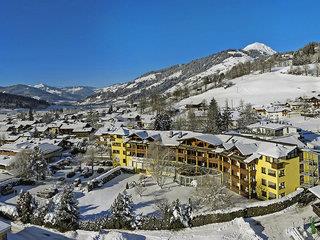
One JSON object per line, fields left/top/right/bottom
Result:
{"left": 176, "top": 70, "right": 320, "bottom": 108}
{"left": 8, "top": 202, "right": 318, "bottom": 240}
{"left": 77, "top": 173, "right": 254, "bottom": 220}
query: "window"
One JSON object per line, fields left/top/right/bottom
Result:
{"left": 268, "top": 181, "right": 276, "bottom": 189}
{"left": 279, "top": 182, "right": 285, "bottom": 189}
{"left": 112, "top": 142, "right": 121, "bottom": 147}
{"left": 279, "top": 169, "right": 285, "bottom": 177}
{"left": 280, "top": 193, "right": 285, "bottom": 198}
{"left": 112, "top": 150, "right": 120, "bottom": 154}
{"left": 261, "top": 167, "right": 266, "bottom": 174}
{"left": 123, "top": 159, "right": 126, "bottom": 164}
{"left": 269, "top": 192, "right": 276, "bottom": 199}
{"left": 268, "top": 169, "right": 276, "bottom": 177}
{"left": 261, "top": 179, "right": 267, "bottom": 186}
{"left": 262, "top": 190, "right": 267, "bottom": 197}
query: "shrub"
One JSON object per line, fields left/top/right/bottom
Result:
{"left": 66, "top": 171, "right": 76, "bottom": 178}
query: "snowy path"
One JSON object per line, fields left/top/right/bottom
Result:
{"left": 254, "top": 204, "right": 318, "bottom": 239}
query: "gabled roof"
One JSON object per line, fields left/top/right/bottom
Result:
{"left": 129, "top": 130, "right": 149, "bottom": 140}
{"left": 178, "top": 134, "right": 222, "bottom": 146}
{"left": 257, "top": 142, "right": 297, "bottom": 159}
{"left": 235, "top": 142, "right": 258, "bottom": 156}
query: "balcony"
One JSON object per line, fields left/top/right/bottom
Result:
{"left": 268, "top": 170, "right": 276, "bottom": 177}
{"left": 231, "top": 175, "right": 239, "bottom": 182}
{"left": 197, "top": 156, "right": 206, "bottom": 162}
{"left": 268, "top": 183, "right": 277, "bottom": 190}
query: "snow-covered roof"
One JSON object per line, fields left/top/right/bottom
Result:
{"left": 0, "top": 220, "right": 10, "bottom": 232}
{"left": 0, "top": 141, "right": 62, "bottom": 155}
{"left": 0, "top": 155, "right": 14, "bottom": 167}
{"left": 256, "top": 142, "right": 297, "bottom": 159}
{"left": 309, "top": 185, "right": 320, "bottom": 198}
{"left": 235, "top": 142, "right": 258, "bottom": 156}
{"left": 271, "top": 135, "right": 306, "bottom": 148}
{"left": 244, "top": 153, "right": 261, "bottom": 164}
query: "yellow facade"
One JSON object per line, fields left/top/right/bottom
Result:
{"left": 97, "top": 133, "right": 132, "bottom": 167}
{"left": 256, "top": 155, "right": 300, "bottom": 200}
{"left": 302, "top": 150, "right": 319, "bottom": 186}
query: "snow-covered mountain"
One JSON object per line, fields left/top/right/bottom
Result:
{"left": 33, "top": 83, "right": 96, "bottom": 102}
{"left": 243, "top": 42, "right": 277, "bottom": 56}
{"left": 0, "top": 84, "right": 96, "bottom": 103}
{"left": 82, "top": 43, "right": 276, "bottom": 105}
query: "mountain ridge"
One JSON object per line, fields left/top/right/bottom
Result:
{"left": 82, "top": 42, "right": 276, "bottom": 105}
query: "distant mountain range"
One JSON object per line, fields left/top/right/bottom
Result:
{"left": 2, "top": 41, "right": 319, "bottom": 108}
{"left": 0, "top": 84, "right": 96, "bottom": 103}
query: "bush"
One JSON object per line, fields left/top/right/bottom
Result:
{"left": 18, "top": 179, "right": 36, "bottom": 185}
{"left": 66, "top": 171, "right": 76, "bottom": 178}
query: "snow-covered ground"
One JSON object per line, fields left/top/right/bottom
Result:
{"left": 285, "top": 116, "right": 320, "bottom": 132}
{"left": 8, "top": 217, "right": 263, "bottom": 240}
{"left": 176, "top": 70, "right": 320, "bottom": 108}
{"left": 77, "top": 173, "right": 255, "bottom": 220}
{"left": 8, "top": 202, "right": 317, "bottom": 240}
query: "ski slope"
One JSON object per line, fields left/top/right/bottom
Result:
{"left": 176, "top": 70, "right": 320, "bottom": 108}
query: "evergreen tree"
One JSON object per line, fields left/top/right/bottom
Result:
{"left": 187, "top": 109, "right": 197, "bottom": 131}
{"left": 154, "top": 112, "right": 172, "bottom": 131}
{"left": 28, "top": 108, "right": 34, "bottom": 121}
{"left": 220, "top": 101, "right": 232, "bottom": 132}
{"left": 16, "top": 191, "right": 37, "bottom": 223}
{"left": 169, "top": 199, "right": 192, "bottom": 229}
{"left": 107, "top": 105, "right": 113, "bottom": 114}
{"left": 110, "top": 191, "right": 140, "bottom": 229}
{"left": 205, "top": 98, "right": 220, "bottom": 133}
{"left": 44, "top": 186, "right": 79, "bottom": 232}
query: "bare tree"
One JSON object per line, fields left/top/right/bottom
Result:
{"left": 11, "top": 150, "right": 34, "bottom": 178}
{"left": 192, "top": 175, "right": 233, "bottom": 211}
{"left": 11, "top": 147, "right": 47, "bottom": 180}
{"left": 135, "top": 182, "right": 146, "bottom": 197}
{"left": 154, "top": 198, "right": 170, "bottom": 218}
{"left": 146, "top": 142, "right": 174, "bottom": 189}
{"left": 81, "top": 145, "right": 99, "bottom": 172}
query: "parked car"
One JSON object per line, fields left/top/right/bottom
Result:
{"left": 0, "top": 185, "right": 14, "bottom": 196}
{"left": 66, "top": 171, "right": 76, "bottom": 178}
{"left": 36, "top": 188, "right": 58, "bottom": 199}
{"left": 83, "top": 172, "right": 93, "bottom": 178}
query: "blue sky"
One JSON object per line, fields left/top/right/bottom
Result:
{"left": 1, "top": 0, "right": 320, "bottom": 87}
